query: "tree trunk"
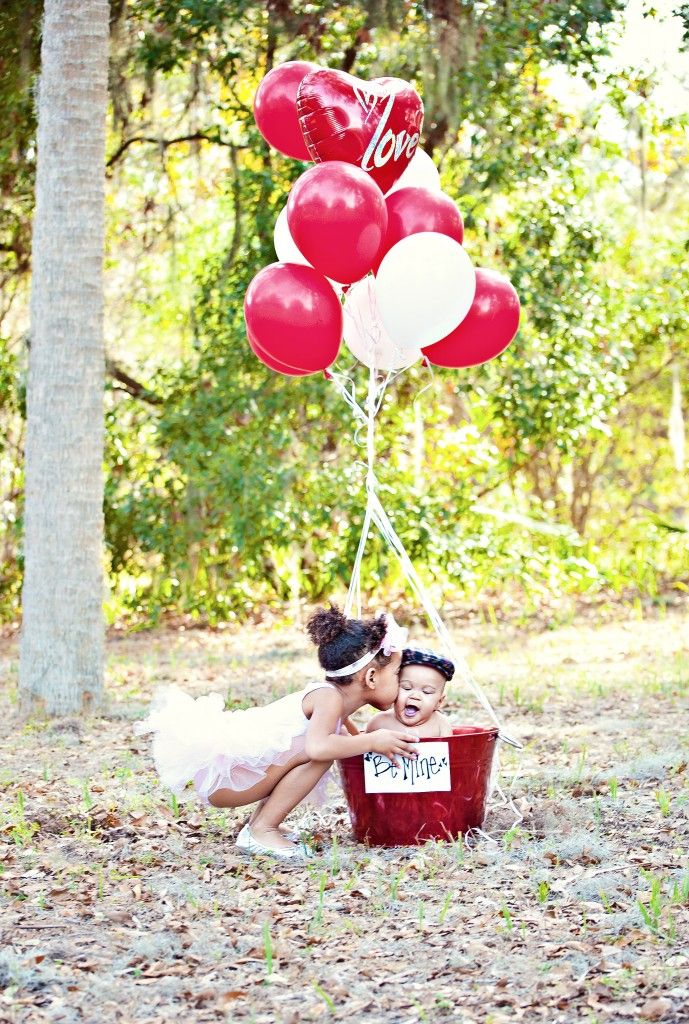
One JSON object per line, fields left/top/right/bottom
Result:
{"left": 20, "top": 0, "right": 109, "bottom": 715}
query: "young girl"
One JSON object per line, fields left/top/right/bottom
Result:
{"left": 366, "top": 647, "right": 455, "bottom": 738}
{"left": 135, "top": 605, "right": 419, "bottom": 862}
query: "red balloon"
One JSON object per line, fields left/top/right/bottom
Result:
{"left": 297, "top": 69, "right": 424, "bottom": 194}
{"left": 422, "top": 269, "right": 521, "bottom": 368}
{"left": 373, "top": 187, "right": 464, "bottom": 273}
{"left": 253, "top": 61, "right": 319, "bottom": 160}
{"left": 244, "top": 263, "right": 342, "bottom": 372}
{"left": 286, "top": 162, "right": 387, "bottom": 284}
{"left": 246, "top": 327, "right": 311, "bottom": 377}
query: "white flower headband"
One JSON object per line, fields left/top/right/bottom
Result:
{"left": 325, "top": 613, "right": 408, "bottom": 678}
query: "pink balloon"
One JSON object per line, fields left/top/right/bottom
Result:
{"left": 286, "top": 162, "right": 387, "bottom": 284}
{"left": 253, "top": 61, "right": 319, "bottom": 160}
{"left": 422, "top": 269, "right": 520, "bottom": 368}
{"left": 247, "top": 327, "right": 311, "bottom": 377}
{"left": 343, "top": 277, "right": 420, "bottom": 370}
{"left": 244, "top": 263, "right": 342, "bottom": 372}
{"left": 373, "top": 187, "right": 464, "bottom": 273}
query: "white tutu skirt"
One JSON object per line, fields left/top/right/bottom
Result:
{"left": 135, "top": 684, "right": 313, "bottom": 805}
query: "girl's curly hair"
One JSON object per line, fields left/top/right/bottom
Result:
{"left": 306, "top": 604, "right": 390, "bottom": 684}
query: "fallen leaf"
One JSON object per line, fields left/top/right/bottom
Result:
{"left": 639, "top": 997, "right": 673, "bottom": 1020}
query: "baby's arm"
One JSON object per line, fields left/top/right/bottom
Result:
{"left": 304, "top": 689, "right": 418, "bottom": 765}
{"left": 436, "top": 711, "right": 454, "bottom": 737}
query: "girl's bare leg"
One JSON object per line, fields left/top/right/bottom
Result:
{"left": 207, "top": 751, "right": 309, "bottom": 810}
{"left": 208, "top": 754, "right": 332, "bottom": 850}
{"left": 247, "top": 799, "right": 293, "bottom": 835}
{"left": 250, "top": 758, "right": 332, "bottom": 849}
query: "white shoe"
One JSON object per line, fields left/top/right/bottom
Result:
{"left": 235, "top": 824, "right": 310, "bottom": 862}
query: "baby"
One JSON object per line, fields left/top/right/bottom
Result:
{"left": 366, "top": 647, "right": 455, "bottom": 738}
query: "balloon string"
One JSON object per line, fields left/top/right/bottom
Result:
{"left": 327, "top": 368, "right": 522, "bottom": 750}
{"left": 413, "top": 356, "right": 435, "bottom": 411}
{"left": 343, "top": 503, "right": 372, "bottom": 619}
{"left": 344, "top": 364, "right": 384, "bottom": 616}
{"left": 366, "top": 485, "right": 509, "bottom": 735}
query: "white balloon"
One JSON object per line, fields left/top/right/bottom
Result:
{"left": 374, "top": 232, "right": 476, "bottom": 350}
{"left": 273, "top": 206, "right": 343, "bottom": 296}
{"left": 386, "top": 148, "right": 442, "bottom": 195}
{"left": 343, "top": 277, "right": 421, "bottom": 370}
{"left": 274, "top": 206, "right": 309, "bottom": 265}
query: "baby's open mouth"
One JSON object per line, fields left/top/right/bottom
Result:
{"left": 403, "top": 704, "right": 420, "bottom": 719}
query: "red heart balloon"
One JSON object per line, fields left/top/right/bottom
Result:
{"left": 297, "top": 69, "right": 424, "bottom": 194}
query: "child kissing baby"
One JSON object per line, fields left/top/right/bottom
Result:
{"left": 366, "top": 647, "right": 454, "bottom": 739}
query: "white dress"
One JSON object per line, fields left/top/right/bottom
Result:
{"left": 135, "top": 681, "right": 339, "bottom": 805}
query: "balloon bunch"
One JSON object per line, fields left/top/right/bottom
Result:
{"left": 244, "top": 61, "right": 521, "bottom": 376}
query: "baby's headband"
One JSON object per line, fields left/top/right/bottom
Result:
{"left": 325, "top": 613, "right": 408, "bottom": 678}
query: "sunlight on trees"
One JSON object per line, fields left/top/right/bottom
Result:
{"left": 0, "top": 0, "right": 687, "bottom": 626}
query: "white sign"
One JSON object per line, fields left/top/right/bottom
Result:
{"left": 363, "top": 742, "right": 451, "bottom": 794}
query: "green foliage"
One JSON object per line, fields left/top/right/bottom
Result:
{"left": 0, "top": 0, "right": 41, "bottom": 285}
{"left": 0, "top": 334, "right": 24, "bottom": 619}
{"left": 0, "top": 0, "right": 688, "bottom": 623}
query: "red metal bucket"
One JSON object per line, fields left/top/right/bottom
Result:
{"left": 339, "top": 726, "right": 498, "bottom": 846}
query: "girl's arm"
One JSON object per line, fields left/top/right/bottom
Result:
{"left": 304, "top": 689, "right": 419, "bottom": 764}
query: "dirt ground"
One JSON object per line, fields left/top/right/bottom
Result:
{"left": 0, "top": 607, "right": 688, "bottom": 1024}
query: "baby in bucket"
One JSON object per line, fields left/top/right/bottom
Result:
{"left": 366, "top": 647, "right": 455, "bottom": 739}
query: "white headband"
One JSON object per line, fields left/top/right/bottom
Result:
{"left": 325, "top": 613, "right": 408, "bottom": 679}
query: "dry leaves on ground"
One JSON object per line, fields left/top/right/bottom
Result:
{"left": 0, "top": 609, "right": 688, "bottom": 1023}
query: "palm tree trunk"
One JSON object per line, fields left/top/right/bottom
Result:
{"left": 20, "top": 0, "right": 110, "bottom": 715}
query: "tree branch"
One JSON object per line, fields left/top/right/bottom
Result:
{"left": 106, "top": 359, "right": 162, "bottom": 405}
{"left": 106, "top": 131, "right": 245, "bottom": 170}
{"left": 625, "top": 352, "right": 678, "bottom": 396}
{"left": 222, "top": 145, "right": 242, "bottom": 272}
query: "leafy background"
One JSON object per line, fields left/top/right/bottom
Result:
{"left": 0, "top": 0, "right": 687, "bottom": 626}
